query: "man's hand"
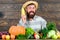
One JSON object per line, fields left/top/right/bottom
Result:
{"left": 21, "top": 15, "right": 26, "bottom": 24}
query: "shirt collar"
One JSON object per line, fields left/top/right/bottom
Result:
{"left": 27, "top": 15, "right": 38, "bottom": 21}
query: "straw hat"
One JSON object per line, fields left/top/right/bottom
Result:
{"left": 21, "top": 1, "right": 38, "bottom": 16}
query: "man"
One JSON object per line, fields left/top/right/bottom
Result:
{"left": 17, "top": 1, "right": 47, "bottom": 32}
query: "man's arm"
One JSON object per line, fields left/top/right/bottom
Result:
{"left": 17, "top": 19, "right": 26, "bottom": 26}
{"left": 41, "top": 19, "right": 47, "bottom": 29}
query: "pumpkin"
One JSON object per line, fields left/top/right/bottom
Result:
{"left": 10, "top": 35, "right": 15, "bottom": 39}
{"left": 9, "top": 26, "right": 25, "bottom": 36}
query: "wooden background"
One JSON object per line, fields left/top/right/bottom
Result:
{"left": 0, "top": 0, "right": 60, "bottom": 31}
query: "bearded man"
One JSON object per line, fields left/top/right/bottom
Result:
{"left": 17, "top": 1, "right": 47, "bottom": 32}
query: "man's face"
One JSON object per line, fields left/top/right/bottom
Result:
{"left": 26, "top": 4, "right": 36, "bottom": 18}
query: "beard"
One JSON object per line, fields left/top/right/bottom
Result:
{"left": 26, "top": 11, "right": 36, "bottom": 19}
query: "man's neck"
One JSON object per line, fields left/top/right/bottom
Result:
{"left": 27, "top": 18, "right": 33, "bottom": 21}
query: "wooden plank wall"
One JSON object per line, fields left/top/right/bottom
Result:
{"left": 0, "top": 0, "right": 60, "bottom": 31}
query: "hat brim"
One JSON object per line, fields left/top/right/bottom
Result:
{"left": 22, "top": 1, "right": 38, "bottom": 10}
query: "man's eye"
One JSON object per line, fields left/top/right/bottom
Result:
{"left": 33, "top": 7, "right": 35, "bottom": 9}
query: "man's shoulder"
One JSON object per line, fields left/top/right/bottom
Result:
{"left": 35, "top": 15, "right": 45, "bottom": 20}
{"left": 35, "top": 15, "right": 47, "bottom": 22}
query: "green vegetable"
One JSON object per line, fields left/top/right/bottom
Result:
{"left": 16, "top": 34, "right": 26, "bottom": 39}
{"left": 47, "top": 30, "right": 56, "bottom": 38}
{"left": 39, "top": 22, "right": 57, "bottom": 39}
{"left": 25, "top": 27, "right": 34, "bottom": 39}
{"left": 40, "top": 28, "right": 48, "bottom": 39}
{"left": 47, "top": 22, "right": 57, "bottom": 31}
{"left": 47, "top": 22, "right": 57, "bottom": 39}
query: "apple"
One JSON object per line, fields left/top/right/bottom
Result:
{"left": 6, "top": 35, "right": 10, "bottom": 40}
{"left": 2, "top": 35, "right": 6, "bottom": 39}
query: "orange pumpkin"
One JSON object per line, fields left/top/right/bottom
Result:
{"left": 9, "top": 26, "right": 25, "bottom": 36}
{"left": 10, "top": 35, "right": 15, "bottom": 39}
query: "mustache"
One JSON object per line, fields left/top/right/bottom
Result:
{"left": 29, "top": 11, "right": 35, "bottom": 13}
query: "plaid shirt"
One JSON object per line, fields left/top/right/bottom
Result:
{"left": 17, "top": 15, "right": 47, "bottom": 32}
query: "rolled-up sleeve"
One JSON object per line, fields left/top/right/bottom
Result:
{"left": 41, "top": 19, "right": 47, "bottom": 29}
{"left": 40, "top": 18, "right": 47, "bottom": 29}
